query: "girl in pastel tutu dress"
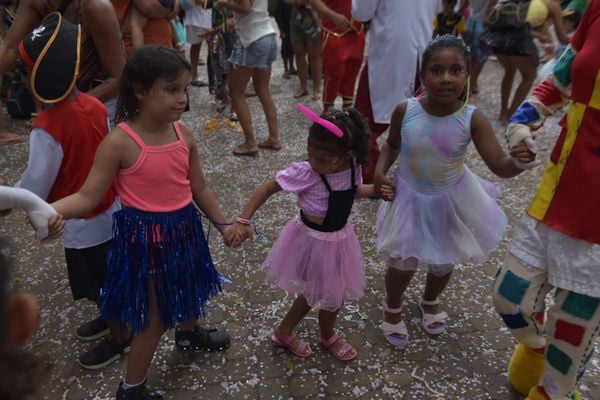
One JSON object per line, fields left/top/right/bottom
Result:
{"left": 374, "top": 35, "right": 536, "bottom": 347}
{"left": 228, "top": 104, "right": 375, "bottom": 361}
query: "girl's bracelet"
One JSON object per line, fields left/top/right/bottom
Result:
{"left": 235, "top": 217, "right": 251, "bottom": 226}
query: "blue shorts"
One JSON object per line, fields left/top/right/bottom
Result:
{"left": 228, "top": 33, "right": 277, "bottom": 69}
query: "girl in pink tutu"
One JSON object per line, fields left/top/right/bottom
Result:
{"left": 228, "top": 104, "right": 374, "bottom": 361}
{"left": 374, "top": 35, "right": 536, "bottom": 347}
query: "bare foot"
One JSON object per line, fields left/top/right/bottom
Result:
{"left": 0, "top": 132, "right": 27, "bottom": 146}
{"left": 258, "top": 139, "right": 282, "bottom": 150}
{"left": 293, "top": 88, "right": 309, "bottom": 98}
{"left": 232, "top": 143, "right": 258, "bottom": 156}
{"left": 312, "top": 91, "right": 321, "bottom": 101}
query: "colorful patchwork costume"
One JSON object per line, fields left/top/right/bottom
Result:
{"left": 492, "top": 1, "right": 599, "bottom": 399}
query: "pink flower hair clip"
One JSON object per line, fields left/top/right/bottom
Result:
{"left": 297, "top": 103, "right": 344, "bottom": 138}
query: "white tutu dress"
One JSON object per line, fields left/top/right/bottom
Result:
{"left": 376, "top": 98, "right": 508, "bottom": 266}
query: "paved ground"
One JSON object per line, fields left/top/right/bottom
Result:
{"left": 0, "top": 50, "right": 599, "bottom": 399}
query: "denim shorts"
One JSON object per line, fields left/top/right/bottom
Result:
{"left": 228, "top": 33, "right": 277, "bottom": 69}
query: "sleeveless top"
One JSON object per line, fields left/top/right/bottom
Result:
{"left": 234, "top": 0, "right": 275, "bottom": 47}
{"left": 115, "top": 122, "right": 192, "bottom": 212}
{"left": 398, "top": 97, "right": 476, "bottom": 194}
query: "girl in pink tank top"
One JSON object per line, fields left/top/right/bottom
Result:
{"left": 48, "top": 46, "right": 236, "bottom": 400}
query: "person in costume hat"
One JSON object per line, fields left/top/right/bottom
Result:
{"left": 0, "top": 0, "right": 124, "bottom": 143}
{"left": 47, "top": 45, "right": 233, "bottom": 400}
{"left": 492, "top": 0, "right": 600, "bottom": 398}
{"left": 227, "top": 104, "right": 374, "bottom": 362}
{"left": 6, "top": 11, "right": 133, "bottom": 371}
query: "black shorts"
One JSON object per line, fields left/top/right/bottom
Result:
{"left": 64, "top": 240, "right": 110, "bottom": 303}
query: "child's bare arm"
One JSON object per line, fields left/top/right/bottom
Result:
{"left": 471, "top": 109, "right": 535, "bottom": 178}
{"left": 374, "top": 102, "right": 406, "bottom": 198}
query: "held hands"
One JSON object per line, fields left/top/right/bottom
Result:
{"left": 506, "top": 123, "right": 539, "bottom": 169}
{"left": 46, "top": 214, "right": 65, "bottom": 240}
{"left": 374, "top": 173, "right": 396, "bottom": 201}
{"left": 223, "top": 221, "right": 253, "bottom": 248}
{"left": 510, "top": 141, "right": 537, "bottom": 169}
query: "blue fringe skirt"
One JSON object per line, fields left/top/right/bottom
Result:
{"left": 98, "top": 203, "right": 222, "bottom": 333}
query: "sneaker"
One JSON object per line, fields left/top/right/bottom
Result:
{"left": 79, "top": 336, "right": 131, "bottom": 370}
{"left": 116, "top": 381, "right": 163, "bottom": 400}
{"left": 175, "top": 325, "right": 231, "bottom": 352}
{"left": 76, "top": 317, "right": 110, "bottom": 341}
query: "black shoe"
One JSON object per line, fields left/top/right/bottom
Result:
{"left": 79, "top": 336, "right": 131, "bottom": 370}
{"left": 76, "top": 317, "right": 110, "bottom": 341}
{"left": 116, "top": 381, "right": 163, "bottom": 400}
{"left": 175, "top": 325, "right": 231, "bottom": 352}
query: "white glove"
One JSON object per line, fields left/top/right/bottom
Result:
{"left": 0, "top": 186, "right": 57, "bottom": 240}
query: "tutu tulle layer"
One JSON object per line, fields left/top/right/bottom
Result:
{"left": 376, "top": 167, "right": 507, "bottom": 266}
{"left": 99, "top": 204, "right": 222, "bottom": 333}
{"left": 263, "top": 216, "right": 365, "bottom": 311}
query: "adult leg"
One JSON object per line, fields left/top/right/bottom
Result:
{"left": 307, "top": 43, "right": 322, "bottom": 101}
{"left": 340, "top": 57, "right": 362, "bottom": 110}
{"left": 228, "top": 65, "right": 258, "bottom": 155}
{"left": 190, "top": 43, "right": 201, "bottom": 83}
{"left": 493, "top": 254, "right": 553, "bottom": 395}
{"left": 252, "top": 64, "right": 281, "bottom": 149}
{"left": 495, "top": 54, "right": 517, "bottom": 124}
{"left": 354, "top": 63, "right": 389, "bottom": 184}
{"left": 506, "top": 55, "right": 537, "bottom": 119}
{"left": 322, "top": 57, "right": 345, "bottom": 111}
{"left": 536, "top": 289, "right": 600, "bottom": 399}
{"left": 470, "top": 60, "right": 484, "bottom": 94}
{"left": 293, "top": 42, "right": 309, "bottom": 98}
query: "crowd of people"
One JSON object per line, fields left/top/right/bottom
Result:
{"left": 0, "top": 0, "right": 598, "bottom": 399}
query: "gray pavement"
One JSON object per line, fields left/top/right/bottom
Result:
{"left": 0, "top": 55, "right": 599, "bottom": 400}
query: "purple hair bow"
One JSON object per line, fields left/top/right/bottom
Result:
{"left": 297, "top": 103, "right": 344, "bottom": 138}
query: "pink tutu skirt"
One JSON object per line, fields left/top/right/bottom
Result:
{"left": 263, "top": 216, "right": 365, "bottom": 311}
{"left": 376, "top": 167, "right": 508, "bottom": 266}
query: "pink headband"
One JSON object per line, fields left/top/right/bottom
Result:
{"left": 297, "top": 103, "right": 344, "bottom": 138}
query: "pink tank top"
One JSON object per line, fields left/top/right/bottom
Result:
{"left": 115, "top": 122, "right": 193, "bottom": 212}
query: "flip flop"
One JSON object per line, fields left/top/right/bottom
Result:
{"left": 319, "top": 333, "right": 357, "bottom": 362}
{"left": 232, "top": 144, "right": 258, "bottom": 156}
{"left": 271, "top": 328, "right": 311, "bottom": 358}
{"left": 257, "top": 140, "right": 282, "bottom": 151}
{"left": 191, "top": 80, "right": 208, "bottom": 87}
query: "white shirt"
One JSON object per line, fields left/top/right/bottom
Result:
{"left": 352, "top": 0, "right": 438, "bottom": 124}
{"left": 184, "top": 4, "right": 212, "bottom": 29}
{"left": 15, "top": 128, "right": 119, "bottom": 249}
{"left": 234, "top": 0, "right": 275, "bottom": 47}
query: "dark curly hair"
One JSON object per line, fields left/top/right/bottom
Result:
{"left": 115, "top": 45, "right": 192, "bottom": 124}
{"left": 307, "top": 108, "right": 371, "bottom": 166}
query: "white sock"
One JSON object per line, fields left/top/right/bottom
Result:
{"left": 121, "top": 379, "right": 145, "bottom": 390}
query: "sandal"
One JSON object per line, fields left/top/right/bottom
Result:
{"left": 381, "top": 303, "right": 409, "bottom": 347}
{"left": 271, "top": 327, "right": 311, "bottom": 358}
{"left": 319, "top": 333, "right": 357, "bottom": 362}
{"left": 418, "top": 298, "right": 448, "bottom": 335}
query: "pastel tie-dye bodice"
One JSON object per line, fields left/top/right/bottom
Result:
{"left": 397, "top": 98, "right": 476, "bottom": 194}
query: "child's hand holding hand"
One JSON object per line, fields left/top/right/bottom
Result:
{"left": 45, "top": 214, "right": 65, "bottom": 240}
{"left": 510, "top": 141, "right": 537, "bottom": 169}
{"left": 224, "top": 221, "right": 253, "bottom": 248}
{"left": 374, "top": 174, "right": 395, "bottom": 201}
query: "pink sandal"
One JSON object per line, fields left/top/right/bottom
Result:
{"left": 319, "top": 333, "right": 357, "bottom": 362}
{"left": 271, "top": 328, "right": 312, "bottom": 358}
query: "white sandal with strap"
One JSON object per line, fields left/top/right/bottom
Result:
{"left": 418, "top": 298, "right": 448, "bottom": 335}
{"left": 380, "top": 303, "right": 409, "bottom": 347}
